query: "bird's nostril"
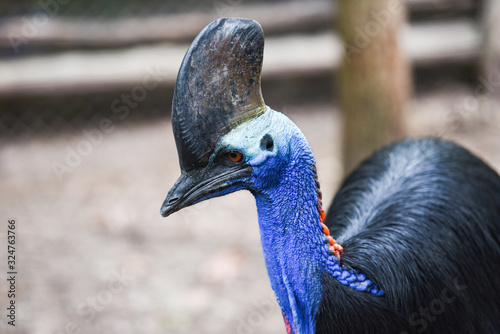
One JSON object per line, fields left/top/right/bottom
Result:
{"left": 168, "top": 197, "right": 179, "bottom": 205}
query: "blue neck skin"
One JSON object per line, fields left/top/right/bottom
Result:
{"left": 249, "top": 119, "right": 328, "bottom": 334}
{"left": 221, "top": 110, "right": 383, "bottom": 334}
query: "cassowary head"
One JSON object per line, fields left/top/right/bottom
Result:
{"left": 160, "top": 19, "right": 386, "bottom": 334}
{"left": 160, "top": 18, "right": 307, "bottom": 217}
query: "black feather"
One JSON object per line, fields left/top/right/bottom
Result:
{"left": 318, "top": 138, "right": 500, "bottom": 333}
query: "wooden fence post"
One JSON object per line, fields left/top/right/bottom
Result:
{"left": 337, "top": 0, "right": 410, "bottom": 173}
{"left": 482, "top": 0, "right": 500, "bottom": 103}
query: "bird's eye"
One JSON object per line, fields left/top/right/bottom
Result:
{"left": 227, "top": 151, "right": 244, "bottom": 163}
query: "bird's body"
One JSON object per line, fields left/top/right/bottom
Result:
{"left": 319, "top": 138, "right": 500, "bottom": 333}
{"left": 160, "top": 18, "right": 500, "bottom": 334}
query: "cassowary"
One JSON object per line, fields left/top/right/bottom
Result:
{"left": 160, "top": 18, "right": 500, "bottom": 333}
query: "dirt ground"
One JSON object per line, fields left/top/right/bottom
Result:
{"left": 0, "top": 90, "right": 499, "bottom": 334}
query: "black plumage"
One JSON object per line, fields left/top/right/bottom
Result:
{"left": 317, "top": 138, "right": 500, "bottom": 333}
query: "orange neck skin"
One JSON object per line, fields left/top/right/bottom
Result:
{"left": 317, "top": 196, "right": 343, "bottom": 258}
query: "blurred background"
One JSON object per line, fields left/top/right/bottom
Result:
{"left": 0, "top": 0, "right": 499, "bottom": 333}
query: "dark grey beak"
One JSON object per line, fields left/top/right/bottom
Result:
{"left": 160, "top": 164, "right": 252, "bottom": 217}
